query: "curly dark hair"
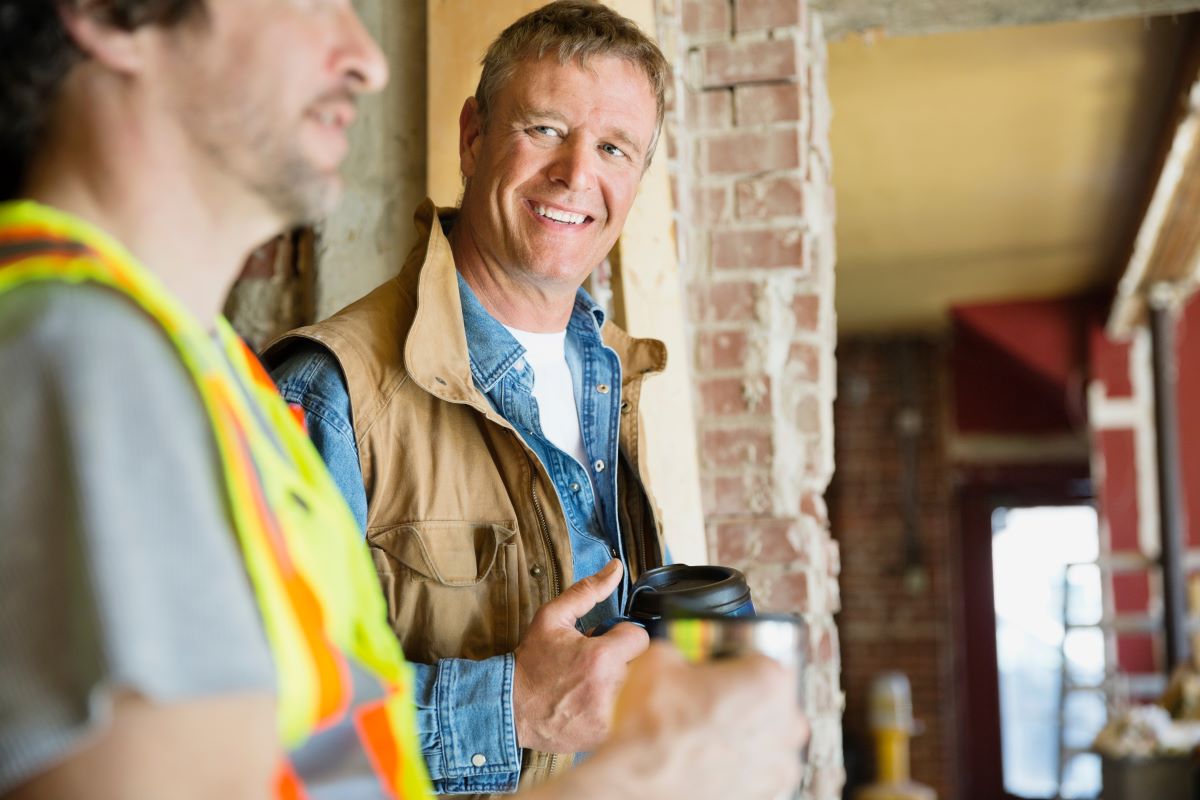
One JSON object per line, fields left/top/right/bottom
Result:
{"left": 0, "top": 0, "right": 205, "bottom": 200}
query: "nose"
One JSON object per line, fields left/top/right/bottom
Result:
{"left": 336, "top": 6, "right": 389, "bottom": 94}
{"left": 548, "top": 138, "right": 595, "bottom": 194}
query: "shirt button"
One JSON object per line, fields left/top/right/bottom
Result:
{"left": 471, "top": 754, "right": 488, "bottom": 768}
{"left": 530, "top": 564, "right": 543, "bottom": 577}
{"left": 570, "top": 482, "right": 581, "bottom": 492}
{"left": 594, "top": 459, "right": 606, "bottom": 472}
{"left": 597, "top": 383, "right": 610, "bottom": 394}
{"left": 610, "top": 546, "right": 619, "bottom": 558}
{"left": 620, "top": 400, "right": 631, "bottom": 414}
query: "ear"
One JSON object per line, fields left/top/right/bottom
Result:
{"left": 458, "top": 96, "right": 484, "bottom": 180}
{"left": 58, "top": 1, "right": 149, "bottom": 74}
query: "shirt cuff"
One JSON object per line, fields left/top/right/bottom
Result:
{"left": 412, "top": 655, "right": 521, "bottom": 795}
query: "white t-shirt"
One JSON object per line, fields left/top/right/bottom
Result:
{"left": 503, "top": 324, "right": 590, "bottom": 472}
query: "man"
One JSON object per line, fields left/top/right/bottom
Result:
{"left": 267, "top": 4, "right": 677, "bottom": 792}
{"left": 0, "top": 1, "right": 807, "bottom": 799}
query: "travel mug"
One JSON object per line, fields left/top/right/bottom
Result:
{"left": 663, "top": 613, "right": 809, "bottom": 799}
{"left": 591, "top": 563, "right": 755, "bottom": 637}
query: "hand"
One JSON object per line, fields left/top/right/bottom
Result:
{"left": 599, "top": 643, "right": 808, "bottom": 800}
{"left": 512, "top": 559, "right": 650, "bottom": 753}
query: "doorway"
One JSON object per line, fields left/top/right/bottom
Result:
{"left": 959, "top": 467, "right": 1096, "bottom": 800}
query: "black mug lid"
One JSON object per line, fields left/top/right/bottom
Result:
{"left": 627, "top": 564, "right": 752, "bottom": 618}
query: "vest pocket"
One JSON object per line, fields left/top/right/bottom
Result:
{"left": 368, "top": 521, "right": 519, "bottom": 662}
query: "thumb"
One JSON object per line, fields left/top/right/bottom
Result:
{"left": 539, "top": 559, "right": 623, "bottom": 629}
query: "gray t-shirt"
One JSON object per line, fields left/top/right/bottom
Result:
{"left": 0, "top": 283, "right": 276, "bottom": 791}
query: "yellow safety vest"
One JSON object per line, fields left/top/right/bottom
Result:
{"left": 0, "top": 201, "right": 433, "bottom": 800}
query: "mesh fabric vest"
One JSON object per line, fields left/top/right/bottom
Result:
{"left": 0, "top": 201, "right": 433, "bottom": 799}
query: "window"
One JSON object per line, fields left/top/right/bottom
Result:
{"left": 992, "top": 506, "right": 1105, "bottom": 799}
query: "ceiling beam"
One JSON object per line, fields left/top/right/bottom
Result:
{"left": 1109, "top": 29, "right": 1200, "bottom": 337}
{"left": 813, "top": 0, "right": 1200, "bottom": 40}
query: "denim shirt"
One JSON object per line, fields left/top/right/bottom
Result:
{"left": 269, "top": 275, "right": 627, "bottom": 795}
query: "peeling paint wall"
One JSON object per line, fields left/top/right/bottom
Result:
{"left": 315, "top": 0, "right": 428, "bottom": 320}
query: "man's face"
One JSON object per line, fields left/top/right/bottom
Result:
{"left": 152, "top": 0, "right": 387, "bottom": 225}
{"left": 457, "top": 54, "right": 658, "bottom": 293}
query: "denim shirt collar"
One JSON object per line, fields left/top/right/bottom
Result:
{"left": 456, "top": 271, "right": 608, "bottom": 393}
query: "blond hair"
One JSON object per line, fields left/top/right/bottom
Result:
{"left": 475, "top": 0, "right": 669, "bottom": 163}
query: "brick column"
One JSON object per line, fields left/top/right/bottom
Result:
{"left": 659, "top": 1, "right": 843, "bottom": 796}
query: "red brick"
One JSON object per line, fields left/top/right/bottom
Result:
{"left": 801, "top": 490, "right": 828, "bottom": 524}
{"left": 690, "top": 281, "right": 758, "bottom": 323}
{"left": 787, "top": 341, "right": 819, "bottom": 379}
{"left": 792, "top": 293, "right": 819, "bottom": 330}
{"left": 735, "top": 0, "right": 802, "bottom": 32}
{"left": 736, "top": 174, "right": 804, "bottom": 219}
{"left": 712, "top": 519, "right": 809, "bottom": 563}
{"left": 712, "top": 227, "right": 804, "bottom": 270}
{"left": 701, "top": 426, "right": 773, "bottom": 468}
{"left": 691, "top": 184, "right": 731, "bottom": 225}
{"left": 686, "top": 88, "right": 733, "bottom": 130}
{"left": 704, "top": 126, "right": 799, "bottom": 175}
{"left": 700, "top": 38, "right": 797, "bottom": 87}
{"left": 696, "top": 329, "right": 750, "bottom": 371}
{"left": 764, "top": 570, "right": 810, "bottom": 612}
{"left": 704, "top": 473, "right": 772, "bottom": 516}
{"left": 714, "top": 521, "right": 757, "bottom": 563}
{"left": 682, "top": 0, "right": 730, "bottom": 36}
{"left": 698, "top": 376, "right": 771, "bottom": 415}
{"left": 761, "top": 520, "right": 810, "bottom": 562}
{"left": 735, "top": 83, "right": 802, "bottom": 125}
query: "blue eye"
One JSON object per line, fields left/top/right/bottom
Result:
{"left": 601, "top": 143, "right": 626, "bottom": 158}
{"left": 532, "top": 126, "right": 561, "bottom": 138}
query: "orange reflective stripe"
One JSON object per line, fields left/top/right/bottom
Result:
{"left": 210, "top": 380, "right": 352, "bottom": 726}
{"left": 354, "top": 699, "right": 402, "bottom": 799}
{"left": 275, "top": 760, "right": 309, "bottom": 800}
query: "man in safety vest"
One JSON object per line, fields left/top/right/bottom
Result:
{"left": 0, "top": 1, "right": 808, "bottom": 799}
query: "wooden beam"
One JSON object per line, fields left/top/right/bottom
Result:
{"left": 813, "top": 0, "right": 1200, "bottom": 40}
{"left": 1110, "top": 28, "right": 1200, "bottom": 336}
{"left": 427, "top": 0, "right": 709, "bottom": 565}
{"left": 426, "top": 0, "right": 544, "bottom": 206}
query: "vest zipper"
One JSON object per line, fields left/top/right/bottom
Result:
{"left": 528, "top": 455, "right": 563, "bottom": 598}
{"left": 523, "top": 454, "right": 563, "bottom": 781}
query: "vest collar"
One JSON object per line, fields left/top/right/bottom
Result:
{"left": 402, "top": 199, "right": 667, "bottom": 401}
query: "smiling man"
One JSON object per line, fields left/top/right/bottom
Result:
{"left": 266, "top": 1, "right": 674, "bottom": 794}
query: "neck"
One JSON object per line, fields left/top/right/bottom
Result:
{"left": 22, "top": 80, "right": 281, "bottom": 328}
{"left": 448, "top": 212, "right": 575, "bottom": 334}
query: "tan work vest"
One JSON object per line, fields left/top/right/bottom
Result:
{"left": 265, "top": 199, "right": 667, "bottom": 791}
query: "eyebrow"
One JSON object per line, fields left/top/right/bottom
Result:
{"left": 517, "top": 104, "right": 647, "bottom": 160}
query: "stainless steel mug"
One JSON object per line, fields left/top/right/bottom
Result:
{"left": 663, "top": 613, "right": 809, "bottom": 799}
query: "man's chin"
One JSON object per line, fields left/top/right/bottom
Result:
{"left": 267, "top": 174, "right": 342, "bottom": 228}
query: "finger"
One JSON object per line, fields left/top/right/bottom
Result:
{"left": 593, "top": 620, "right": 650, "bottom": 662}
{"left": 538, "top": 559, "right": 624, "bottom": 629}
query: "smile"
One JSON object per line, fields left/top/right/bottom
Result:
{"left": 532, "top": 203, "right": 591, "bottom": 225}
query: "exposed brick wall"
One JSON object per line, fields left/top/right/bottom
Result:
{"left": 658, "top": 1, "right": 843, "bottom": 796}
{"left": 829, "top": 338, "right": 959, "bottom": 800}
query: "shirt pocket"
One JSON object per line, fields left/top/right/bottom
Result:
{"left": 367, "top": 521, "right": 519, "bottom": 663}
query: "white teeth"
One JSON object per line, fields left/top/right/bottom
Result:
{"left": 535, "top": 204, "right": 586, "bottom": 225}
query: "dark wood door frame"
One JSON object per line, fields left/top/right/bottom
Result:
{"left": 957, "top": 463, "right": 1092, "bottom": 800}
